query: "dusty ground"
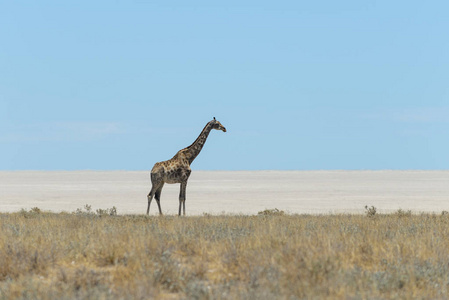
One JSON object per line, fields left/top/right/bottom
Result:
{"left": 1, "top": 170, "right": 449, "bottom": 215}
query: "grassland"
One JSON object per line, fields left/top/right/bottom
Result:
{"left": 1, "top": 207, "right": 449, "bottom": 299}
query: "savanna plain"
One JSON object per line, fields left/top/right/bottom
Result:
{"left": 2, "top": 207, "right": 449, "bottom": 299}
{"left": 2, "top": 171, "right": 449, "bottom": 299}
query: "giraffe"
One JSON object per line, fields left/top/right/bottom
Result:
{"left": 147, "top": 117, "right": 227, "bottom": 216}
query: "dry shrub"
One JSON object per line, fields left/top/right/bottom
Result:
{"left": 257, "top": 208, "right": 285, "bottom": 216}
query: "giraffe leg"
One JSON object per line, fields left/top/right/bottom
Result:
{"left": 183, "top": 199, "right": 186, "bottom": 216}
{"left": 147, "top": 187, "right": 155, "bottom": 215}
{"left": 155, "top": 184, "right": 164, "bottom": 215}
{"left": 179, "top": 181, "right": 187, "bottom": 216}
{"left": 147, "top": 177, "right": 163, "bottom": 215}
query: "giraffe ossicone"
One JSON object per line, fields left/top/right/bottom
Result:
{"left": 147, "top": 118, "right": 227, "bottom": 216}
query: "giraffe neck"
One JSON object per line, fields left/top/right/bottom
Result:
{"left": 184, "top": 121, "right": 214, "bottom": 165}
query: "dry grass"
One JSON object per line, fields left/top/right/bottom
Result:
{"left": 1, "top": 207, "right": 449, "bottom": 299}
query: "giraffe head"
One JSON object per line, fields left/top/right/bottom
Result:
{"left": 212, "top": 117, "right": 227, "bottom": 132}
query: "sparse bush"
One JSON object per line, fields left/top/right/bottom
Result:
{"left": 258, "top": 208, "right": 285, "bottom": 216}
{"left": 74, "top": 204, "right": 93, "bottom": 215}
{"left": 365, "top": 205, "right": 377, "bottom": 218}
{"left": 83, "top": 204, "right": 92, "bottom": 213}
{"left": 18, "top": 207, "right": 43, "bottom": 218}
{"left": 73, "top": 204, "right": 117, "bottom": 216}
{"left": 395, "top": 208, "right": 412, "bottom": 217}
{"left": 96, "top": 206, "right": 117, "bottom": 216}
{"left": 30, "top": 207, "right": 42, "bottom": 214}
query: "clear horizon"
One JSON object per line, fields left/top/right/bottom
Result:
{"left": 1, "top": 1, "right": 448, "bottom": 171}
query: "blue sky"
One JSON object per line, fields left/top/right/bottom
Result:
{"left": 1, "top": 1, "right": 448, "bottom": 170}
